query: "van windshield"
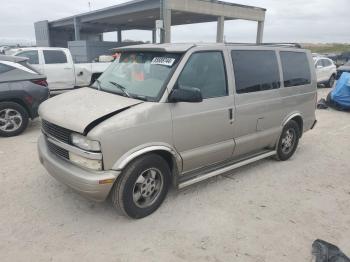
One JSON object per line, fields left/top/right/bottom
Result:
{"left": 92, "top": 51, "right": 181, "bottom": 101}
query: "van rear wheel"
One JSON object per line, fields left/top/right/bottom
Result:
{"left": 275, "top": 120, "right": 300, "bottom": 161}
{"left": 111, "top": 154, "right": 171, "bottom": 219}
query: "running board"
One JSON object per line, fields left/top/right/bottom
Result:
{"left": 178, "top": 150, "right": 276, "bottom": 189}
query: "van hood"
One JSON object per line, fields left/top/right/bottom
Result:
{"left": 39, "top": 87, "right": 142, "bottom": 133}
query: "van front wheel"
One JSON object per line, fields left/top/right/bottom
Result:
{"left": 275, "top": 120, "right": 300, "bottom": 161}
{"left": 111, "top": 154, "right": 171, "bottom": 219}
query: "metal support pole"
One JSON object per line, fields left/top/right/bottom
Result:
{"left": 256, "top": 21, "right": 264, "bottom": 44}
{"left": 117, "top": 29, "right": 122, "bottom": 43}
{"left": 160, "top": 0, "right": 164, "bottom": 43}
{"left": 163, "top": 9, "right": 171, "bottom": 43}
{"left": 216, "top": 16, "right": 224, "bottom": 43}
{"left": 152, "top": 29, "right": 157, "bottom": 43}
{"left": 160, "top": 0, "right": 171, "bottom": 43}
{"left": 73, "top": 17, "right": 81, "bottom": 41}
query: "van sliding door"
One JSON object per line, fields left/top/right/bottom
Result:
{"left": 230, "top": 49, "right": 283, "bottom": 157}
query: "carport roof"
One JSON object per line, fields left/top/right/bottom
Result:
{"left": 49, "top": 0, "right": 266, "bottom": 33}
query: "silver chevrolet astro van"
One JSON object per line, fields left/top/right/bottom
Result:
{"left": 38, "top": 43, "right": 317, "bottom": 218}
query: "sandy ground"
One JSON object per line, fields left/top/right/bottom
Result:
{"left": 0, "top": 88, "right": 349, "bottom": 262}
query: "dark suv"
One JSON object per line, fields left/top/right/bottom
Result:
{"left": 0, "top": 55, "right": 49, "bottom": 137}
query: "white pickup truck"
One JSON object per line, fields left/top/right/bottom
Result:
{"left": 12, "top": 47, "right": 111, "bottom": 92}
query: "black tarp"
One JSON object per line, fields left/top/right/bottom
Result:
{"left": 312, "top": 239, "right": 350, "bottom": 262}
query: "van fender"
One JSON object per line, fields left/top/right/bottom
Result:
{"left": 275, "top": 112, "right": 303, "bottom": 150}
{"left": 112, "top": 143, "right": 183, "bottom": 172}
{"left": 281, "top": 112, "right": 303, "bottom": 127}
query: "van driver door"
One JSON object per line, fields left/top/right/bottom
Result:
{"left": 169, "top": 50, "right": 235, "bottom": 173}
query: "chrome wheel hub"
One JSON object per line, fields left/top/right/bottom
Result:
{"left": 281, "top": 129, "right": 295, "bottom": 154}
{"left": 0, "top": 109, "right": 22, "bottom": 132}
{"left": 141, "top": 177, "right": 156, "bottom": 197}
{"left": 132, "top": 168, "right": 163, "bottom": 208}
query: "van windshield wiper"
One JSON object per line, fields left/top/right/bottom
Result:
{"left": 109, "top": 81, "right": 131, "bottom": 98}
{"left": 130, "top": 94, "right": 149, "bottom": 102}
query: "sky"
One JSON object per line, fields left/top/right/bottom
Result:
{"left": 0, "top": 0, "right": 349, "bottom": 45}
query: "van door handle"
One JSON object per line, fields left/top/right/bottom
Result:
{"left": 256, "top": 117, "right": 264, "bottom": 131}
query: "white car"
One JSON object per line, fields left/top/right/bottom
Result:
{"left": 12, "top": 47, "right": 111, "bottom": 93}
{"left": 313, "top": 56, "right": 337, "bottom": 88}
{"left": 0, "top": 46, "right": 11, "bottom": 54}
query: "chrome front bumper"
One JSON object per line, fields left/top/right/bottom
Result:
{"left": 38, "top": 134, "right": 120, "bottom": 201}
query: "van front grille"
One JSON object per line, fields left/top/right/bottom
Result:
{"left": 42, "top": 120, "right": 72, "bottom": 144}
{"left": 46, "top": 139, "right": 69, "bottom": 160}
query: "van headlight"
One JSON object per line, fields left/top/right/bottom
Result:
{"left": 71, "top": 133, "right": 101, "bottom": 151}
{"left": 69, "top": 152, "right": 102, "bottom": 171}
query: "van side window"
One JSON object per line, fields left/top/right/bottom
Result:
{"left": 43, "top": 50, "right": 68, "bottom": 64}
{"left": 16, "top": 51, "right": 39, "bottom": 64}
{"left": 280, "top": 51, "right": 311, "bottom": 87}
{"left": 177, "top": 52, "right": 227, "bottom": 99}
{"left": 231, "top": 50, "right": 280, "bottom": 94}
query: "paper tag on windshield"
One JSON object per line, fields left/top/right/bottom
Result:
{"left": 151, "top": 57, "right": 175, "bottom": 67}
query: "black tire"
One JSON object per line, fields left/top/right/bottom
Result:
{"left": 0, "top": 102, "right": 29, "bottom": 137}
{"left": 275, "top": 120, "right": 300, "bottom": 161}
{"left": 111, "top": 154, "right": 171, "bottom": 219}
{"left": 326, "top": 74, "right": 335, "bottom": 88}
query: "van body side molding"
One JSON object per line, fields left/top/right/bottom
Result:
{"left": 178, "top": 150, "right": 276, "bottom": 189}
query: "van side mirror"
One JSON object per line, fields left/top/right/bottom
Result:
{"left": 169, "top": 87, "right": 203, "bottom": 103}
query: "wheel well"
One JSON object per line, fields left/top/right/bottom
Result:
{"left": 290, "top": 116, "right": 303, "bottom": 137}
{"left": 152, "top": 150, "right": 179, "bottom": 186}
{"left": 0, "top": 99, "right": 32, "bottom": 118}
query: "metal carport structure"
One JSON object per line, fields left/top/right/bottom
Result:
{"left": 34, "top": 0, "right": 266, "bottom": 47}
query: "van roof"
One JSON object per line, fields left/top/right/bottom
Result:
{"left": 114, "top": 43, "right": 304, "bottom": 53}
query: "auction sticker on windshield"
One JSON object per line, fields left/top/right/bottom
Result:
{"left": 151, "top": 57, "right": 176, "bottom": 67}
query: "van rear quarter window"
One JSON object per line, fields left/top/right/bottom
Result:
{"left": 280, "top": 51, "right": 311, "bottom": 87}
{"left": 231, "top": 50, "right": 280, "bottom": 94}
